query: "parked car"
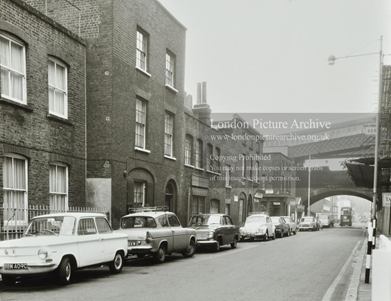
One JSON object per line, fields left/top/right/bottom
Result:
{"left": 298, "top": 216, "right": 317, "bottom": 231}
{"left": 315, "top": 217, "right": 323, "bottom": 230}
{"left": 239, "top": 213, "right": 275, "bottom": 241}
{"left": 317, "top": 214, "right": 333, "bottom": 228}
{"left": 0, "top": 213, "right": 128, "bottom": 286}
{"left": 117, "top": 208, "right": 196, "bottom": 263}
{"left": 270, "top": 217, "right": 290, "bottom": 238}
{"left": 281, "top": 216, "right": 298, "bottom": 235}
{"left": 188, "top": 214, "right": 240, "bottom": 251}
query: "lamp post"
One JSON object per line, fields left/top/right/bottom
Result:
{"left": 329, "top": 35, "right": 383, "bottom": 284}
{"left": 308, "top": 155, "right": 311, "bottom": 216}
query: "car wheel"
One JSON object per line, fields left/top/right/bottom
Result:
{"left": 2, "top": 275, "right": 17, "bottom": 286}
{"left": 153, "top": 245, "right": 166, "bottom": 263}
{"left": 109, "top": 252, "right": 124, "bottom": 274}
{"left": 182, "top": 239, "right": 196, "bottom": 257}
{"left": 264, "top": 232, "right": 269, "bottom": 241}
{"left": 58, "top": 257, "right": 72, "bottom": 285}
{"left": 215, "top": 240, "right": 221, "bottom": 252}
{"left": 231, "top": 237, "right": 238, "bottom": 249}
{"left": 240, "top": 236, "right": 245, "bottom": 242}
{"left": 294, "top": 229, "right": 297, "bottom": 235}
{"left": 288, "top": 229, "right": 291, "bottom": 236}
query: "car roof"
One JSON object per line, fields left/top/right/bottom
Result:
{"left": 32, "top": 212, "right": 107, "bottom": 219}
{"left": 192, "top": 213, "right": 226, "bottom": 216}
{"left": 247, "top": 214, "right": 268, "bottom": 217}
{"left": 121, "top": 211, "right": 175, "bottom": 218}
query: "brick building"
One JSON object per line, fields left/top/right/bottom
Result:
{"left": 0, "top": 0, "right": 87, "bottom": 229}
{"left": 7, "top": 0, "right": 296, "bottom": 227}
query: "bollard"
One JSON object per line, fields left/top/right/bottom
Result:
{"left": 372, "top": 235, "right": 391, "bottom": 301}
{"left": 372, "top": 219, "right": 376, "bottom": 249}
{"left": 365, "top": 222, "right": 373, "bottom": 283}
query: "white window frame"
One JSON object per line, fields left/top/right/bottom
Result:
{"left": 49, "top": 163, "right": 69, "bottom": 211}
{"left": 256, "top": 161, "right": 259, "bottom": 183}
{"left": 225, "top": 165, "right": 231, "bottom": 187}
{"left": 136, "top": 30, "right": 148, "bottom": 72}
{"left": 164, "top": 113, "right": 174, "bottom": 157}
{"left": 3, "top": 153, "right": 28, "bottom": 225}
{"left": 241, "top": 154, "right": 246, "bottom": 178}
{"left": 185, "top": 135, "right": 193, "bottom": 166}
{"left": 134, "top": 181, "right": 146, "bottom": 207}
{"left": 195, "top": 139, "right": 203, "bottom": 169}
{"left": 165, "top": 52, "right": 175, "bottom": 87}
{"left": 0, "top": 33, "right": 27, "bottom": 104}
{"left": 135, "top": 99, "right": 147, "bottom": 149}
{"left": 48, "top": 57, "right": 68, "bottom": 119}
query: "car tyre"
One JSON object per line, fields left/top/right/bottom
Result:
{"left": 58, "top": 257, "right": 72, "bottom": 285}
{"left": 154, "top": 245, "right": 166, "bottom": 263}
{"left": 182, "top": 240, "right": 196, "bottom": 257}
{"left": 2, "top": 275, "right": 17, "bottom": 286}
{"left": 109, "top": 252, "right": 124, "bottom": 274}
{"left": 231, "top": 237, "right": 238, "bottom": 249}
{"left": 215, "top": 240, "right": 221, "bottom": 252}
{"left": 264, "top": 232, "right": 269, "bottom": 241}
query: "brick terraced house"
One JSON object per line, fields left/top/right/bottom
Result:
{"left": 1, "top": 0, "right": 295, "bottom": 228}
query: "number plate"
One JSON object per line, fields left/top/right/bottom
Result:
{"left": 4, "top": 263, "right": 28, "bottom": 270}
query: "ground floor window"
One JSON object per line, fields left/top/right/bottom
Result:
{"left": 3, "top": 154, "right": 28, "bottom": 224}
{"left": 49, "top": 163, "right": 68, "bottom": 211}
{"left": 192, "top": 196, "right": 205, "bottom": 215}
{"left": 134, "top": 182, "right": 145, "bottom": 207}
{"left": 210, "top": 199, "right": 219, "bottom": 214}
{"left": 225, "top": 204, "right": 231, "bottom": 216}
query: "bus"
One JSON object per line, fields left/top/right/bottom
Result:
{"left": 340, "top": 207, "right": 352, "bottom": 226}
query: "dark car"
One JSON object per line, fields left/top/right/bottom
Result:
{"left": 271, "top": 216, "right": 290, "bottom": 238}
{"left": 188, "top": 214, "right": 240, "bottom": 251}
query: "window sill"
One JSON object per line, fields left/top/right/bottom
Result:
{"left": 225, "top": 185, "right": 232, "bottom": 189}
{"left": 135, "top": 147, "right": 151, "bottom": 154}
{"left": 165, "top": 84, "right": 178, "bottom": 93}
{"left": 47, "top": 113, "right": 74, "bottom": 126}
{"left": 207, "top": 170, "right": 220, "bottom": 176}
{"left": 185, "top": 164, "right": 195, "bottom": 169}
{"left": 164, "top": 155, "right": 177, "bottom": 161}
{"left": 0, "top": 97, "right": 33, "bottom": 112}
{"left": 136, "top": 67, "right": 151, "bottom": 78}
{"left": 195, "top": 167, "right": 204, "bottom": 171}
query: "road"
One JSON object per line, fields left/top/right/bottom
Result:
{"left": 0, "top": 224, "right": 367, "bottom": 301}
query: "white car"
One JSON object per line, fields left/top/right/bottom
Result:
{"left": 239, "top": 213, "right": 275, "bottom": 241}
{"left": 0, "top": 213, "right": 128, "bottom": 286}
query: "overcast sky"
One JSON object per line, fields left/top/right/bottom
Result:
{"left": 159, "top": 0, "right": 391, "bottom": 115}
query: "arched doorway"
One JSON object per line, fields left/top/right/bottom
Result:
{"left": 238, "top": 192, "right": 246, "bottom": 224}
{"left": 247, "top": 194, "right": 253, "bottom": 215}
{"left": 165, "top": 181, "right": 177, "bottom": 213}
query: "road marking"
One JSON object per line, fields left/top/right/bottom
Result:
{"left": 322, "top": 240, "right": 361, "bottom": 301}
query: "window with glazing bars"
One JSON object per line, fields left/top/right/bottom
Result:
{"left": 135, "top": 99, "right": 146, "bottom": 148}
{"left": 164, "top": 113, "right": 173, "bottom": 156}
{"left": 195, "top": 139, "right": 203, "bottom": 168}
{"left": 49, "top": 163, "right": 68, "bottom": 211}
{"left": 165, "top": 52, "right": 175, "bottom": 87}
{"left": 0, "top": 33, "right": 26, "bottom": 104}
{"left": 136, "top": 30, "right": 147, "bottom": 71}
{"left": 48, "top": 58, "right": 68, "bottom": 118}
{"left": 185, "top": 135, "right": 193, "bottom": 165}
{"left": 134, "top": 182, "right": 145, "bottom": 207}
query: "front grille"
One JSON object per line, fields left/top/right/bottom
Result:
{"left": 196, "top": 231, "right": 208, "bottom": 240}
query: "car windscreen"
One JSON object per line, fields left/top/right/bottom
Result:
{"left": 246, "top": 216, "right": 266, "bottom": 224}
{"left": 25, "top": 216, "right": 76, "bottom": 236}
{"left": 121, "top": 216, "right": 157, "bottom": 229}
{"left": 188, "top": 215, "right": 220, "bottom": 226}
{"left": 301, "top": 217, "right": 313, "bottom": 222}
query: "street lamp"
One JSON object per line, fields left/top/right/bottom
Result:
{"left": 329, "top": 36, "right": 383, "bottom": 284}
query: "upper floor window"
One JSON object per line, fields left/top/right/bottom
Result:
{"left": 164, "top": 113, "right": 174, "bottom": 157}
{"left": 165, "top": 51, "right": 175, "bottom": 87}
{"left": 3, "top": 154, "right": 28, "bottom": 224}
{"left": 48, "top": 58, "right": 68, "bottom": 118}
{"left": 215, "top": 147, "right": 221, "bottom": 171}
{"left": 206, "top": 143, "right": 213, "bottom": 171}
{"left": 225, "top": 165, "right": 231, "bottom": 187}
{"left": 185, "top": 134, "right": 193, "bottom": 166}
{"left": 0, "top": 33, "right": 26, "bottom": 104}
{"left": 135, "top": 99, "right": 147, "bottom": 149}
{"left": 49, "top": 163, "right": 68, "bottom": 211}
{"left": 195, "top": 139, "right": 203, "bottom": 168}
{"left": 136, "top": 29, "right": 148, "bottom": 72}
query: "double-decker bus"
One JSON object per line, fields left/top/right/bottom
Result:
{"left": 340, "top": 207, "right": 352, "bottom": 226}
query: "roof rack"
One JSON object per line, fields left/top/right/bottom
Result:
{"left": 128, "top": 206, "right": 169, "bottom": 213}
{"left": 249, "top": 212, "right": 268, "bottom": 216}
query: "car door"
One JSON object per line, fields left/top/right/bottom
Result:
{"left": 96, "top": 217, "right": 115, "bottom": 262}
{"left": 219, "top": 216, "right": 229, "bottom": 245}
{"left": 167, "top": 214, "right": 188, "bottom": 251}
{"left": 266, "top": 217, "right": 274, "bottom": 235}
{"left": 77, "top": 217, "right": 105, "bottom": 266}
{"left": 157, "top": 214, "right": 174, "bottom": 253}
{"left": 225, "top": 216, "right": 235, "bottom": 243}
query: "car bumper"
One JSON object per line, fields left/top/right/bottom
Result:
{"left": 0, "top": 262, "right": 57, "bottom": 275}
{"left": 240, "top": 232, "right": 265, "bottom": 238}
{"left": 127, "top": 246, "right": 154, "bottom": 254}
{"left": 197, "top": 239, "right": 218, "bottom": 247}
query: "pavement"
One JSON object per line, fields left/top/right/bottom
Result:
{"left": 355, "top": 234, "right": 391, "bottom": 301}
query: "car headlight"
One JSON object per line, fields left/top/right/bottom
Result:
{"left": 38, "top": 249, "right": 48, "bottom": 260}
{"left": 257, "top": 228, "right": 264, "bottom": 234}
{"left": 208, "top": 231, "right": 214, "bottom": 238}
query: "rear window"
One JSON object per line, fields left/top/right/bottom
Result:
{"left": 246, "top": 216, "right": 266, "bottom": 224}
{"left": 188, "top": 215, "right": 220, "bottom": 226}
{"left": 121, "top": 217, "right": 157, "bottom": 229}
{"left": 301, "top": 217, "right": 314, "bottom": 222}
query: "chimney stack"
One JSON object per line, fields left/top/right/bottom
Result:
{"left": 193, "top": 82, "right": 211, "bottom": 125}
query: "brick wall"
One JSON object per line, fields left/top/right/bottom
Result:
{"left": 0, "top": 0, "right": 86, "bottom": 207}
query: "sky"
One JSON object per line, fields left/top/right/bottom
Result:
{"left": 159, "top": 0, "right": 391, "bottom": 115}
